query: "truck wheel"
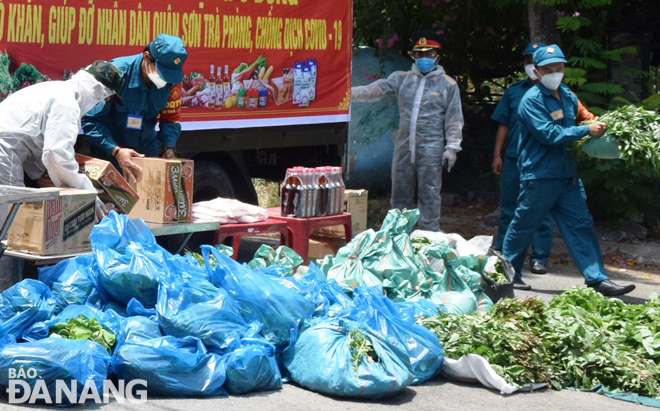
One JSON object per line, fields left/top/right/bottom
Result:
{"left": 193, "top": 160, "right": 236, "bottom": 202}
{"left": 158, "top": 161, "right": 236, "bottom": 254}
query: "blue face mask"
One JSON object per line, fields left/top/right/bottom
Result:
{"left": 415, "top": 58, "right": 436, "bottom": 73}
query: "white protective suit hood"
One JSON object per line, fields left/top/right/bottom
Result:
{"left": 0, "top": 73, "right": 112, "bottom": 193}
{"left": 68, "top": 70, "right": 114, "bottom": 116}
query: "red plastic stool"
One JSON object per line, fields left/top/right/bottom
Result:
{"left": 266, "top": 207, "right": 353, "bottom": 264}
{"left": 213, "top": 219, "right": 289, "bottom": 260}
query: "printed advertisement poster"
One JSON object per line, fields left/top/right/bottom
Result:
{"left": 0, "top": 0, "right": 352, "bottom": 129}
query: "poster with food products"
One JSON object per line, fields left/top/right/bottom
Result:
{"left": 0, "top": 0, "right": 352, "bottom": 128}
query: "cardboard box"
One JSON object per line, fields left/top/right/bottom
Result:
{"left": 129, "top": 158, "right": 193, "bottom": 223}
{"left": 7, "top": 188, "right": 96, "bottom": 255}
{"left": 308, "top": 235, "right": 346, "bottom": 259}
{"left": 311, "top": 189, "right": 369, "bottom": 238}
{"left": 271, "top": 77, "right": 293, "bottom": 105}
{"left": 176, "top": 159, "right": 195, "bottom": 222}
{"left": 75, "top": 154, "right": 139, "bottom": 214}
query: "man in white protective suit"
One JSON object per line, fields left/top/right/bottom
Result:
{"left": 351, "top": 30, "right": 464, "bottom": 231}
{"left": 0, "top": 60, "right": 124, "bottom": 290}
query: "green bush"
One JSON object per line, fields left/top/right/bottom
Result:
{"left": 641, "top": 94, "right": 660, "bottom": 112}
{"left": 577, "top": 105, "right": 660, "bottom": 227}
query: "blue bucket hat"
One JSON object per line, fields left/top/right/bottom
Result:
{"left": 533, "top": 44, "right": 568, "bottom": 67}
{"left": 523, "top": 41, "right": 546, "bottom": 56}
{"left": 149, "top": 34, "right": 187, "bottom": 84}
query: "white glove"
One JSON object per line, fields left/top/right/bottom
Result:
{"left": 95, "top": 197, "right": 108, "bottom": 223}
{"left": 443, "top": 148, "right": 457, "bottom": 172}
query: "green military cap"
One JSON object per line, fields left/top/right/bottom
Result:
{"left": 85, "top": 60, "right": 125, "bottom": 105}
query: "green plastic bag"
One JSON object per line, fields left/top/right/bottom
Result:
{"left": 248, "top": 244, "right": 303, "bottom": 276}
{"left": 581, "top": 135, "right": 621, "bottom": 159}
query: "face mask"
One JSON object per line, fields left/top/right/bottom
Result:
{"left": 147, "top": 71, "right": 167, "bottom": 88}
{"left": 415, "top": 58, "right": 436, "bottom": 73}
{"left": 524, "top": 64, "right": 538, "bottom": 80}
{"left": 540, "top": 72, "right": 563, "bottom": 90}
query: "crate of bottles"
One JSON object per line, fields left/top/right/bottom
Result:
{"left": 281, "top": 166, "right": 345, "bottom": 218}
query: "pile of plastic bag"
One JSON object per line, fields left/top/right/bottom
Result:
{"left": 315, "top": 209, "right": 494, "bottom": 314}
{"left": 0, "top": 209, "right": 502, "bottom": 404}
{"left": 192, "top": 197, "right": 268, "bottom": 224}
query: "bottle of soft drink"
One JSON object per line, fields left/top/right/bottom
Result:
{"left": 281, "top": 168, "right": 302, "bottom": 217}
{"left": 294, "top": 166, "right": 308, "bottom": 217}
{"left": 328, "top": 166, "right": 340, "bottom": 215}
{"left": 334, "top": 166, "right": 345, "bottom": 215}
{"left": 308, "top": 168, "right": 320, "bottom": 217}
{"left": 316, "top": 167, "right": 329, "bottom": 216}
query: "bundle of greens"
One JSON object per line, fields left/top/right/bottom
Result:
{"left": 575, "top": 105, "right": 660, "bottom": 224}
{"left": 419, "top": 288, "right": 660, "bottom": 398}
{"left": 484, "top": 259, "right": 508, "bottom": 284}
{"left": 11, "top": 63, "right": 45, "bottom": 90}
{"left": 0, "top": 51, "right": 12, "bottom": 97}
{"left": 348, "top": 329, "right": 379, "bottom": 377}
{"left": 49, "top": 315, "right": 117, "bottom": 354}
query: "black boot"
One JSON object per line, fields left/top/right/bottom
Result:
{"left": 530, "top": 261, "right": 547, "bottom": 274}
{"left": 588, "top": 280, "right": 636, "bottom": 297}
{"left": 513, "top": 279, "right": 532, "bottom": 290}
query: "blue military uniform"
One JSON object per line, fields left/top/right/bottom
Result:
{"left": 491, "top": 78, "right": 552, "bottom": 263}
{"left": 82, "top": 34, "right": 186, "bottom": 161}
{"left": 502, "top": 45, "right": 608, "bottom": 285}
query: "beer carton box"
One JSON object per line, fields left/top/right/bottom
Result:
{"left": 177, "top": 159, "right": 194, "bottom": 222}
{"left": 7, "top": 188, "right": 96, "bottom": 255}
{"left": 128, "top": 158, "right": 183, "bottom": 223}
{"left": 308, "top": 235, "right": 346, "bottom": 259}
{"left": 74, "top": 154, "right": 139, "bottom": 214}
{"left": 311, "top": 189, "right": 369, "bottom": 237}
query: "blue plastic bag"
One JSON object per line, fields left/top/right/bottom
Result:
{"left": 22, "top": 304, "right": 121, "bottom": 345}
{"left": 117, "top": 316, "right": 162, "bottom": 347}
{"left": 38, "top": 255, "right": 104, "bottom": 314}
{"left": 0, "top": 337, "right": 111, "bottom": 405}
{"left": 394, "top": 299, "right": 445, "bottom": 323}
{"left": 202, "top": 245, "right": 314, "bottom": 351}
{"left": 91, "top": 212, "right": 169, "bottom": 308}
{"left": 0, "top": 279, "right": 55, "bottom": 340}
{"left": 112, "top": 336, "right": 227, "bottom": 397}
{"left": 222, "top": 335, "right": 282, "bottom": 395}
{"left": 156, "top": 274, "right": 248, "bottom": 351}
{"left": 283, "top": 318, "right": 414, "bottom": 399}
{"left": 351, "top": 287, "right": 444, "bottom": 385}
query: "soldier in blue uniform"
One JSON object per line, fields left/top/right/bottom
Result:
{"left": 502, "top": 45, "right": 635, "bottom": 296}
{"left": 491, "top": 42, "right": 552, "bottom": 280}
{"left": 82, "top": 34, "right": 187, "bottom": 185}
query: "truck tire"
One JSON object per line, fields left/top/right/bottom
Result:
{"left": 158, "top": 160, "right": 236, "bottom": 254}
{"left": 193, "top": 160, "right": 236, "bottom": 202}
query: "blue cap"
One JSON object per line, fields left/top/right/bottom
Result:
{"left": 149, "top": 34, "right": 187, "bottom": 84}
{"left": 523, "top": 41, "right": 546, "bottom": 56}
{"left": 533, "top": 44, "right": 567, "bottom": 67}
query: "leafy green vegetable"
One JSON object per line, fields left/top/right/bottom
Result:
{"left": 576, "top": 105, "right": 660, "bottom": 225}
{"left": 11, "top": 63, "right": 45, "bottom": 90}
{"left": 484, "top": 259, "right": 508, "bottom": 283}
{"left": 186, "top": 244, "right": 233, "bottom": 267}
{"left": 0, "top": 51, "right": 12, "bottom": 97}
{"left": 347, "top": 329, "right": 379, "bottom": 378}
{"left": 411, "top": 237, "right": 432, "bottom": 254}
{"left": 419, "top": 288, "right": 660, "bottom": 397}
{"left": 50, "top": 315, "right": 116, "bottom": 354}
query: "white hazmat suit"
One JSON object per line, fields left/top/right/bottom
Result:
{"left": 0, "top": 70, "right": 112, "bottom": 290}
{"left": 351, "top": 64, "right": 464, "bottom": 231}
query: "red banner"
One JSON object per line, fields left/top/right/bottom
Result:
{"left": 0, "top": 0, "right": 352, "bottom": 129}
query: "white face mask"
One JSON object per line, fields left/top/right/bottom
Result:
{"left": 147, "top": 71, "right": 167, "bottom": 89}
{"left": 540, "top": 72, "right": 563, "bottom": 90}
{"left": 524, "top": 64, "right": 538, "bottom": 80}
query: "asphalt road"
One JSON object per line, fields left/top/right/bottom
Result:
{"left": 1, "top": 247, "right": 657, "bottom": 411}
